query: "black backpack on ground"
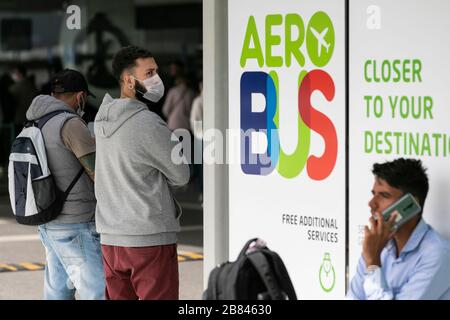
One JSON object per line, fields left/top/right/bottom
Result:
{"left": 203, "top": 238, "right": 298, "bottom": 300}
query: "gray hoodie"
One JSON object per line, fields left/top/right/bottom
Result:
{"left": 94, "top": 94, "right": 190, "bottom": 247}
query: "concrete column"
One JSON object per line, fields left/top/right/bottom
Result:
{"left": 202, "top": 0, "right": 229, "bottom": 288}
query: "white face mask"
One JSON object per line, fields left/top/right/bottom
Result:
{"left": 132, "top": 74, "right": 165, "bottom": 103}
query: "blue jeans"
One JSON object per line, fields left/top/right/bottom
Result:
{"left": 38, "top": 221, "right": 105, "bottom": 300}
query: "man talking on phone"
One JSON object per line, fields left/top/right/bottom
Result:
{"left": 347, "top": 158, "right": 450, "bottom": 300}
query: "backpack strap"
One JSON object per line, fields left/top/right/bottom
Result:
{"left": 263, "top": 250, "right": 298, "bottom": 300}
{"left": 63, "top": 167, "right": 85, "bottom": 197}
{"left": 238, "top": 238, "right": 259, "bottom": 258}
{"left": 37, "top": 111, "right": 84, "bottom": 197}
{"left": 247, "top": 251, "right": 286, "bottom": 300}
{"left": 37, "top": 110, "right": 70, "bottom": 130}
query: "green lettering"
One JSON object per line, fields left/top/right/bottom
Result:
{"left": 373, "top": 61, "right": 380, "bottom": 83}
{"left": 275, "top": 70, "right": 311, "bottom": 178}
{"left": 385, "top": 132, "right": 392, "bottom": 154}
{"left": 433, "top": 133, "right": 441, "bottom": 156}
{"left": 285, "top": 14, "right": 305, "bottom": 67}
{"left": 392, "top": 60, "right": 401, "bottom": 82}
{"left": 364, "top": 131, "right": 373, "bottom": 153}
{"left": 409, "top": 132, "right": 419, "bottom": 155}
{"left": 424, "top": 96, "right": 433, "bottom": 119}
{"left": 240, "top": 16, "right": 264, "bottom": 68}
{"left": 364, "top": 60, "right": 372, "bottom": 82}
{"left": 382, "top": 60, "right": 391, "bottom": 82}
{"left": 412, "top": 59, "right": 422, "bottom": 82}
{"left": 364, "top": 95, "right": 372, "bottom": 117}
{"left": 421, "top": 134, "right": 431, "bottom": 156}
{"left": 265, "top": 14, "right": 283, "bottom": 67}
{"left": 375, "top": 131, "right": 383, "bottom": 154}
{"left": 393, "top": 132, "right": 402, "bottom": 154}
{"left": 403, "top": 60, "right": 411, "bottom": 82}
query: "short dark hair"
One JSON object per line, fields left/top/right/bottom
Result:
{"left": 112, "top": 46, "right": 153, "bottom": 84}
{"left": 372, "top": 158, "right": 429, "bottom": 209}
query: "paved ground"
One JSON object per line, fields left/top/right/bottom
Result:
{"left": 0, "top": 175, "right": 204, "bottom": 300}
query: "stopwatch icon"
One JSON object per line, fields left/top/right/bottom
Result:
{"left": 319, "top": 252, "right": 335, "bottom": 292}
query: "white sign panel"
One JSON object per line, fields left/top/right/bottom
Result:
{"left": 349, "top": 0, "right": 450, "bottom": 280}
{"left": 228, "top": 0, "right": 346, "bottom": 299}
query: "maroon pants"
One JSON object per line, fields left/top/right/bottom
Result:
{"left": 101, "top": 244, "right": 179, "bottom": 300}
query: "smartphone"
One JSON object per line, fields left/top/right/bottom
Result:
{"left": 380, "top": 193, "right": 422, "bottom": 230}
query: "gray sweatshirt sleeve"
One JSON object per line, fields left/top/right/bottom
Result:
{"left": 139, "top": 113, "right": 190, "bottom": 187}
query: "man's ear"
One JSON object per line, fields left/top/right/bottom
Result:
{"left": 76, "top": 91, "right": 83, "bottom": 101}
{"left": 123, "top": 72, "right": 133, "bottom": 89}
{"left": 413, "top": 195, "right": 421, "bottom": 206}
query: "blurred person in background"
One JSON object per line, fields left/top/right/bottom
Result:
{"left": 8, "top": 64, "right": 38, "bottom": 131}
{"left": 0, "top": 73, "right": 15, "bottom": 173}
{"left": 167, "top": 60, "right": 184, "bottom": 90}
{"left": 40, "top": 57, "right": 63, "bottom": 95}
{"left": 162, "top": 61, "right": 196, "bottom": 132}
{"left": 190, "top": 80, "right": 203, "bottom": 202}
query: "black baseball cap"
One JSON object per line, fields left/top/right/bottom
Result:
{"left": 51, "top": 69, "right": 96, "bottom": 98}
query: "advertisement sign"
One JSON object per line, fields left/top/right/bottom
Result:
{"left": 349, "top": 0, "right": 450, "bottom": 279}
{"left": 228, "top": 0, "right": 346, "bottom": 299}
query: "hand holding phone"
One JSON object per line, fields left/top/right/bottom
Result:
{"left": 380, "top": 193, "right": 422, "bottom": 231}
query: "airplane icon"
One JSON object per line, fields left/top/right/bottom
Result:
{"left": 310, "top": 27, "right": 330, "bottom": 57}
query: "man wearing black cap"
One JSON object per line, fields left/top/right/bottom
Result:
{"left": 25, "top": 69, "right": 105, "bottom": 300}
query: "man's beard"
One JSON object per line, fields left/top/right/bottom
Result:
{"left": 134, "top": 80, "right": 148, "bottom": 104}
{"left": 134, "top": 80, "right": 162, "bottom": 114}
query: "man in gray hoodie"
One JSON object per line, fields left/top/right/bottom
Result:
{"left": 94, "top": 46, "right": 190, "bottom": 300}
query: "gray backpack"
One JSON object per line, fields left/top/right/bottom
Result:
{"left": 8, "top": 111, "right": 83, "bottom": 225}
